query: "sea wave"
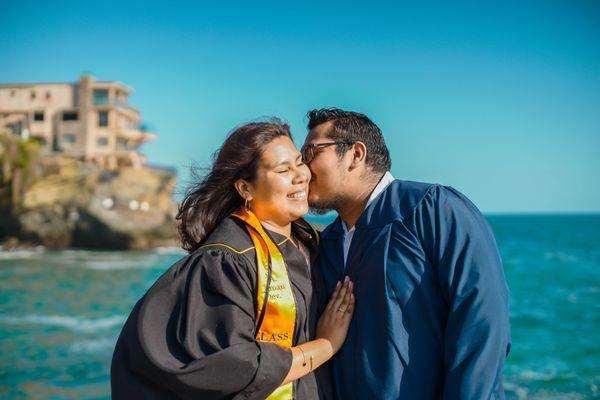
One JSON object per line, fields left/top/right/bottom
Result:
{"left": 153, "top": 246, "right": 185, "bottom": 255}
{"left": 543, "top": 251, "right": 579, "bottom": 262}
{"left": 70, "top": 338, "right": 115, "bottom": 354}
{"left": 511, "top": 390, "right": 588, "bottom": 400}
{"left": 83, "top": 259, "right": 157, "bottom": 270}
{"left": 504, "top": 382, "right": 528, "bottom": 400}
{"left": 0, "top": 248, "right": 45, "bottom": 260}
{"left": 0, "top": 314, "right": 126, "bottom": 332}
{"left": 518, "top": 369, "right": 560, "bottom": 381}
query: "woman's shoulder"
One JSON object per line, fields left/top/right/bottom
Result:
{"left": 148, "top": 217, "right": 257, "bottom": 297}
{"left": 174, "top": 216, "right": 258, "bottom": 282}
{"left": 194, "top": 216, "right": 256, "bottom": 260}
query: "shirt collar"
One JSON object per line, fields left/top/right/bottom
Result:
{"left": 342, "top": 171, "right": 395, "bottom": 234}
{"left": 366, "top": 171, "right": 395, "bottom": 208}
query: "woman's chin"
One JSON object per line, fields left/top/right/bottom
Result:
{"left": 288, "top": 202, "right": 309, "bottom": 220}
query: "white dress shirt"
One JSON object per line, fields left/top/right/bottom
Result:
{"left": 342, "top": 171, "right": 395, "bottom": 266}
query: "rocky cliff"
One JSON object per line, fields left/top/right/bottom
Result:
{"left": 1, "top": 156, "right": 180, "bottom": 249}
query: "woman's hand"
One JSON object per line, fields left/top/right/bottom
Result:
{"left": 280, "top": 277, "right": 355, "bottom": 385}
{"left": 316, "top": 276, "right": 355, "bottom": 354}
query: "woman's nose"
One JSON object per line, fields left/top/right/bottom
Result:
{"left": 292, "top": 165, "right": 310, "bottom": 184}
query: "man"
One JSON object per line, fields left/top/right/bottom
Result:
{"left": 302, "top": 108, "right": 510, "bottom": 399}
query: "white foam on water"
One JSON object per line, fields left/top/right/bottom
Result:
{"left": 153, "top": 246, "right": 185, "bottom": 255}
{"left": 70, "top": 338, "right": 115, "bottom": 354}
{"left": 519, "top": 369, "right": 556, "bottom": 381}
{"left": 60, "top": 249, "right": 98, "bottom": 258}
{"left": 82, "top": 261, "right": 143, "bottom": 271}
{"left": 41, "top": 250, "right": 158, "bottom": 271}
{"left": 0, "top": 248, "right": 45, "bottom": 260}
{"left": 522, "top": 391, "right": 587, "bottom": 400}
{"left": 543, "top": 251, "right": 579, "bottom": 262}
{"left": 0, "top": 314, "right": 126, "bottom": 332}
{"left": 83, "top": 260, "right": 154, "bottom": 270}
{"left": 504, "top": 382, "right": 528, "bottom": 400}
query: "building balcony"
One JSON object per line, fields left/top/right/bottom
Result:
{"left": 0, "top": 112, "right": 27, "bottom": 126}
{"left": 93, "top": 99, "right": 139, "bottom": 113}
{"left": 116, "top": 127, "right": 158, "bottom": 143}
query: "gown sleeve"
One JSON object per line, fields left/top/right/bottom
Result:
{"left": 413, "top": 185, "right": 511, "bottom": 400}
{"left": 125, "top": 248, "right": 292, "bottom": 400}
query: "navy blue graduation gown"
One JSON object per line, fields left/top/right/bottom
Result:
{"left": 316, "top": 180, "right": 510, "bottom": 400}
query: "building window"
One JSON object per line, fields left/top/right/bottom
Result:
{"left": 98, "top": 111, "right": 109, "bottom": 127}
{"left": 30, "top": 91, "right": 36, "bottom": 100}
{"left": 33, "top": 112, "right": 44, "bottom": 121}
{"left": 93, "top": 89, "right": 109, "bottom": 105}
{"left": 10, "top": 90, "right": 16, "bottom": 97}
{"left": 45, "top": 91, "right": 51, "bottom": 100}
{"left": 116, "top": 138, "right": 131, "bottom": 151}
{"left": 62, "top": 134, "right": 77, "bottom": 144}
{"left": 62, "top": 112, "right": 78, "bottom": 121}
{"left": 97, "top": 137, "right": 109, "bottom": 146}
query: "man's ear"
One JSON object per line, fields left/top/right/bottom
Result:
{"left": 234, "top": 178, "right": 253, "bottom": 201}
{"left": 349, "top": 141, "right": 367, "bottom": 171}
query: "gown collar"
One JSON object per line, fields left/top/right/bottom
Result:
{"left": 321, "top": 177, "right": 406, "bottom": 239}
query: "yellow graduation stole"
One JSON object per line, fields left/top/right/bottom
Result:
{"left": 231, "top": 207, "right": 296, "bottom": 400}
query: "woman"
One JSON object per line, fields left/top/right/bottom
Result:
{"left": 111, "top": 120, "right": 354, "bottom": 399}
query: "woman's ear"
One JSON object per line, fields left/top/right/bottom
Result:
{"left": 349, "top": 141, "right": 367, "bottom": 170}
{"left": 234, "top": 178, "right": 253, "bottom": 201}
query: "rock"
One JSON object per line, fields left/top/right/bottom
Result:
{"left": 5, "top": 157, "right": 181, "bottom": 250}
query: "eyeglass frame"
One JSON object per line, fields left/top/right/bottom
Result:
{"left": 301, "top": 140, "right": 356, "bottom": 164}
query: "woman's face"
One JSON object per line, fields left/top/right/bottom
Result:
{"left": 244, "top": 136, "right": 311, "bottom": 226}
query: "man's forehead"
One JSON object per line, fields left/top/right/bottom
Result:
{"left": 305, "top": 121, "right": 334, "bottom": 144}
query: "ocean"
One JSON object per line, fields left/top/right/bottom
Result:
{"left": 0, "top": 214, "right": 598, "bottom": 399}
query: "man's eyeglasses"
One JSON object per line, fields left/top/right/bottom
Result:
{"left": 301, "top": 141, "right": 356, "bottom": 164}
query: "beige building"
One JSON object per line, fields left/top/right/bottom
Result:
{"left": 0, "top": 74, "right": 157, "bottom": 169}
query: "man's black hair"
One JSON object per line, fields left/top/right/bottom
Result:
{"left": 307, "top": 107, "right": 391, "bottom": 173}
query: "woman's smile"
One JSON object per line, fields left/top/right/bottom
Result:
{"left": 287, "top": 189, "right": 307, "bottom": 200}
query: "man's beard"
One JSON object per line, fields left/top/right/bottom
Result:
{"left": 308, "top": 195, "right": 344, "bottom": 215}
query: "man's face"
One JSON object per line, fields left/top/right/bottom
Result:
{"left": 302, "top": 122, "right": 348, "bottom": 213}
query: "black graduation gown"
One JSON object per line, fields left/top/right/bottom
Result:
{"left": 111, "top": 217, "right": 333, "bottom": 400}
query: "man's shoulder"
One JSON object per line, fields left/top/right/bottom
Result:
{"left": 388, "top": 179, "right": 437, "bottom": 201}
{"left": 387, "top": 180, "right": 479, "bottom": 215}
{"left": 389, "top": 181, "right": 484, "bottom": 224}
{"left": 363, "top": 179, "right": 439, "bottom": 224}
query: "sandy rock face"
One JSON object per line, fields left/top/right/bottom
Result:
{"left": 12, "top": 158, "right": 180, "bottom": 249}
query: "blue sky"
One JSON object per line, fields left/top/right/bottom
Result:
{"left": 1, "top": 1, "right": 598, "bottom": 212}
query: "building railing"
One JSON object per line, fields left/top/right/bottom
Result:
{"left": 93, "top": 98, "right": 139, "bottom": 112}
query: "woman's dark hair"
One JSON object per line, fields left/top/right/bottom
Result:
{"left": 177, "top": 119, "right": 292, "bottom": 252}
{"left": 307, "top": 107, "right": 391, "bottom": 173}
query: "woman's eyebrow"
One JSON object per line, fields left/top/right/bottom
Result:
{"left": 272, "top": 159, "right": 292, "bottom": 168}
{"left": 270, "top": 154, "right": 301, "bottom": 168}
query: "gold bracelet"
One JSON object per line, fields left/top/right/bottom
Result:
{"left": 309, "top": 354, "right": 314, "bottom": 372}
{"left": 299, "top": 346, "right": 307, "bottom": 367}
